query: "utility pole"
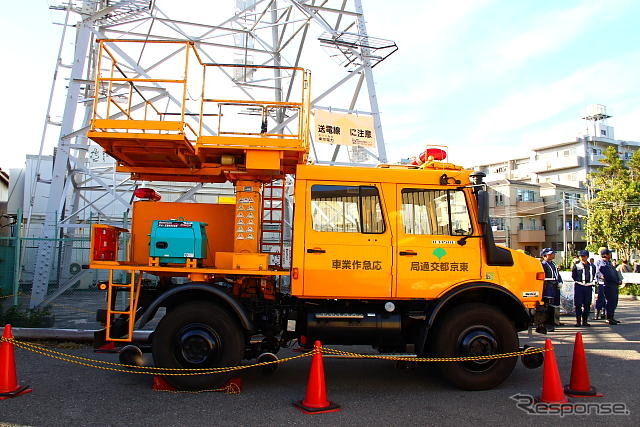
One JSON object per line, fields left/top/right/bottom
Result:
{"left": 562, "top": 192, "right": 567, "bottom": 266}
{"left": 570, "top": 195, "right": 575, "bottom": 251}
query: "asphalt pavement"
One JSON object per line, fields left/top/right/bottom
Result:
{"left": 1, "top": 299, "right": 639, "bottom": 426}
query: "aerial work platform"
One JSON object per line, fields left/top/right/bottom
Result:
{"left": 87, "top": 39, "right": 311, "bottom": 183}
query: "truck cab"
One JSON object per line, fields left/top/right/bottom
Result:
{"left": 284, "top": 162, "right": 545, "bottom": 390}
{"left": 292, "top": 162, "right": 543, "bottom": 305}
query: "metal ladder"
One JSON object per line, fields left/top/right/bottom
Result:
{"left": 105, "top": 270, "right": 141, "bottom": 342}
{"left": 260, "top": 180, "right": 286, "bottom": 269}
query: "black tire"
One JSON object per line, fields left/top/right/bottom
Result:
{"left": 431, "top": 303, "right": 518, "bottom": 390}
{"left": 152, "top": 301, "right": 244, "bottom": 390}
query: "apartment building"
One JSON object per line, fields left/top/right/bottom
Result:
{"left": 539, "top": 183, "right": 588, "bottom": 253}
{"left": 473, "top": 135, "right": 639, "bottom": 189}
{"left": 470, "top": 107, "right": 638, "bottom": 255}
{"left": 488, "top": 180, "right": 545, "bottom": 255}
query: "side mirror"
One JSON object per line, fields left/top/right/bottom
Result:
{"left": 476, "top": 188, "right": 489, "bottom": 224}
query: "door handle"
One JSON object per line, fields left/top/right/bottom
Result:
{"left": 399, "top": 251, "right": 418, "bottom": 256}
{"left": 307, "top": 248, "right": 326, "bottom": 254}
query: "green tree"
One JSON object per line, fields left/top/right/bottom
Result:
{"left": 584, "top": 147, "right": 640, "bottom": 261}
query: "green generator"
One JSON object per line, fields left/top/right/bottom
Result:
{"left": 149, "top": 220, "right": 207, "bottom": 264}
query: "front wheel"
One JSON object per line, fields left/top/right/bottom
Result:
{"left": 152, "top": 301, "right": 244, "bottom": 390}
{"left": 431, "top": 303, "right": 518, "bottom": 390}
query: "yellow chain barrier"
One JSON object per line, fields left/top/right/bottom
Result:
{"left": 154, "top": 383, "right": 242, "bottom": 395}
{"left": 0, "top": 337, "right": 316, "bottom": 376}
{"left": 1, "top": 336, "right": 548, "bottom": 375}
{"left": 321, "top": 345, "right": 548, "bottom": 362}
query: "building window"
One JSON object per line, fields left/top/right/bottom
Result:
{"left": 311, "top": 185, "right": 385, "bottom": 233}
{"left": 567, "top": 173, "right": 576, "bottom": 182}
{"left": 517, "top": 189, "right": 536, "bottom": 202}
{"left": 401, "top": 189, "right": 472, "bottom": 236}
{"left": 494, "top": 192, "right": 505, "bottom": 206}
{"left": 490, "top": 217, "right": 505, "bottom": 231}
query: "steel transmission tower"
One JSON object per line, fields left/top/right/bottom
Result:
{"left": 29, "top": 0, "right": 397, "bottom": 307}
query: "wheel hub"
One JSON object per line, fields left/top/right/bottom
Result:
{"left": 458, "top": 328, "right": 498, "bottom": 371}
{"left": 178, "top": 325, "right": 220, "bottom": 365}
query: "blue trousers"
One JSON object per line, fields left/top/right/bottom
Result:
{"left": 604, "top": 284, "right": 619, "bottom": 318}
{"left": 573, "top": 285, "right": 593, "bottom": 318}
{"left": 595, "top": 284, "right": 606, "bottom": 312}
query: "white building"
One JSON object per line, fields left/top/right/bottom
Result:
{"left": 472, "top": 134, "right": 639, "bottom": 189}
{"left": 469, "top": 105, "right": 639, "bottom": 256}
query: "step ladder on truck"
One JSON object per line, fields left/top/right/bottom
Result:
{"left": 88, "top": 39, "right": 548, "bottom": 391}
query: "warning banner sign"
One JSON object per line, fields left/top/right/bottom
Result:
{"left": 313, "top": 109, "right": 376, "bottom": 148}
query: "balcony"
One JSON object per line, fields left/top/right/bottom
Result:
{"left": 531, "top": 156, "right": 583, "bottom": 173}
{"left": 493, "top": 229, "right": 506, "bottom": 238}
{"left": 485, "top": 172, "right": 507, "bottom": 182}
{"left": 509, "top": 169, "right": 531, "bottom": 180}
{"left": 587, "top": 154, "right": 607, "bottom": 166}
{"left": 518, "top": 227, "right": 546, "bottom": 243}
{"left": 515, "top": 200, "right": 544, "bottom": 214}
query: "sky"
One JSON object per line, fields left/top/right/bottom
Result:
{"left": 1, "top": 0, "right": 639, "bottom": 171}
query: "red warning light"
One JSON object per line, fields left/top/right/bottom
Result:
{"left": 134, "top": 188, "right": 161, "bottom": 201}
{"left": 425, "top": 148, "right": 447, "bottom": 161}
{"left": 410, "top": 146, "right": 448, "bottom": 165}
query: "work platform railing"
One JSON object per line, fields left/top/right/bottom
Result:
{"left": 89, "top": 39, "right": 311, "bottom": 181}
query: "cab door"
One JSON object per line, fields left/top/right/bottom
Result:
{"left": 394, "top": 186, "right": 482, "bottom": 298}
{"left": 302, "top": 182, "right": 392, "bottom": 298}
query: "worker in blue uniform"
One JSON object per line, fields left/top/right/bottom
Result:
{"left": 594, "top": 251, "right": 607, "bottom": 319}
{"left": 571, "top": 250, "right": 596, "bottom": 327}
{"left": 540, "top": 248, "right": 563, "bottom": 326}
{"left": 595, "top": 248, "right": 622, "bottom": 325}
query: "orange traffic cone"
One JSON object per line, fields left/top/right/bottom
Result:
{"left": 293, "top": 340, "right": 340, "bottom": 414}
{"left": 565, "top": 332, "right": 603, "bottom": 397}
{"left": 0, "top": 324, "right": 32, "bottom": 400}
{"left": 539, "top": 339, "right": 568, "bottom": 404}
{"left": 152, "top": 375, "right": 177, "bottom": 391}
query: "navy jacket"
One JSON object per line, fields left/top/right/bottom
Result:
{"left": 595, "top": 259, "right": 620, "bottom": 285}
{"left": 541, "top": 260, "right": 562, "bottom": 284}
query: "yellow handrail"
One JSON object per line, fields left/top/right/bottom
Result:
{"left": 91, "top": 39, "right": 311, "bottom": 149}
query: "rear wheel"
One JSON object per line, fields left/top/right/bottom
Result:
{"left": 431, "top": 303, "right": 518, "bottom": 390}
{"left": 152, "top": 301, "right": 244, "bottom": 390}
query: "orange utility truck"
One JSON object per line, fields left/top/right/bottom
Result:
{"left": 88, "top": 40, "right": 546, "bottom": 391}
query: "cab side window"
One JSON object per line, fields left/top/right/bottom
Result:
{"left": 311, "top": 185, "right": 385, "bottom": 233}
{"left": 401, "top": 189, "right": 472, "bottom": 235}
